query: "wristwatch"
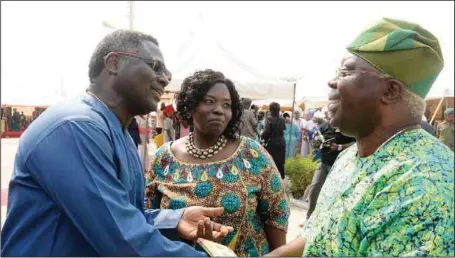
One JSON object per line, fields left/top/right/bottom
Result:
{"left": 337, "top": 144, "right": 343, "bottom": 151}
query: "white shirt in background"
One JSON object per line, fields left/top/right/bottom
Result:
{"left": 164, "top": 117, "right": 173, "bottom": 143}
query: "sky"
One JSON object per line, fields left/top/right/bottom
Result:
{"left": 1, "top": 1, "right": 454, "bottom": 106}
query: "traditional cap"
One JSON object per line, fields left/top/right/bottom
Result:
{"left": 444, "top": 108, "right": 454, "bottom": 114}
{"left": 347, "top": 18, "right": 444, "bottom": 98}
{"left": 313, "top": 111, "right": 325, "bottom": 119}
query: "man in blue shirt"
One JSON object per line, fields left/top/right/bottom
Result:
{"left": 1, "top": 30, "right": 233, "bottom": 256}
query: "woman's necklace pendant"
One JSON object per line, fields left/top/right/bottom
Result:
{"left": 216, "top": 168, "right": 224, "bottom": 179}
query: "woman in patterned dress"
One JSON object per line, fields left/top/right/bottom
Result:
{"left": 146, "top": 69, "right": 289, "bottom": 257}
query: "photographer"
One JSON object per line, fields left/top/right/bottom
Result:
{"left": 303, "top": 111, "right": 355, "bottom": 219}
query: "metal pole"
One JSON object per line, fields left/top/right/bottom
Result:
{"left": 128, "top": 1, "right": 134, "bottom": 30}
{"left": 430, "top": 89, "right": 448, "bottom": 124}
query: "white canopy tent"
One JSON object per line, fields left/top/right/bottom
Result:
{"left": 2, "top": 1, "right": 454, "bottom": 109}
{"left": 163, "top": 13, "right": 296, "bottom": 100}
{"left": 427, "top": 87, "right": 454, "bottom": 98}
{"left": 252, "top": 99, "right": 296, "bottom": 108}
{"left": 1, "top": 91, "right": 70, "bottom": 107}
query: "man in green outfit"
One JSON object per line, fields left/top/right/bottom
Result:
{"left": 267, "top": 18, "right": 454, "bottom": 257}
{"left": 436, "top": 108, "right": 454, "bottom": 151}
{"left": 12, "top": 108, "right": 21, "bottom": 132}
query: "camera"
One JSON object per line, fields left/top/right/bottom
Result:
{"left": 312, "top": 136, "right": 335, "bottom": 152}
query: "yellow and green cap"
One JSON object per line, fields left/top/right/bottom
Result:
{"left": 347, "top": 18, "right": 444, "bottom": 99}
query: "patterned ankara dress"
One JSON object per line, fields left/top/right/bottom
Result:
{"left": 300, "top": 129, "right": 454, "bottom": 256}
{"left": 148, "top": 137, "right": 290, "bottom": 257}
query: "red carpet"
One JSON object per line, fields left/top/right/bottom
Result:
{"left": 1, "top": 131, "right": 24, "bottom": 138}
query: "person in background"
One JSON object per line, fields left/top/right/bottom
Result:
{"left": 164, "top": 111, "right": 173, "bottom": 143}
{"left": 31, "top": 110, "right": 37, "bottom": 122}
{"left": 150, "top": 114, "right": 157, "bottom": 137}
{"left": 240, "top": 98, "right": 258, "bottom": 140}
{"left": 156, "top": 103, "right": 165, "bottom": 135}
{"left": 304, "top": 112, "right": 355, "bottom": 219}
{"left": 293, "top": 110, "right": 305, "bottom": 156}
{"left": 262, "top": 102, "right": 286, "bottom": 179}
{"left": 267, "top": 18, "right": 453, "bottom": 257}
{"left": 179, "top": 117, "right": 190, "bottom": 138}
{"left": 256, "top": 111, "right": 266, "bottom": 140}
{"left": 12, "top": 108, "right": 20, "bottom": 132}
{"left": 436, "top": 107, "right": 454, "bottom": 150}
{"left": 321, "top": 106, "right": 330, "bottom": 122}
{"left": 300, "top": 111, "right": 315, "bottom": 157}
{"left": 154, "top": 103, "right": 166, "bottom": 148}
{"left": 283, "top": 112, "right": 300, "bottom": 159}
{"left": 20, "top": 111, "right": 26, "bottom": 130}
{"left": 173, "top": 112, "right": 181, "bottom": 140}
{"left": 128, "top": 116, "right": 141, "bottom": 149}
{"left": 424, "top": 108, "right": 432, "bottom": 124}
{"left": 420, "top": 115, "right": 435, "bottom": 136}
{"left": 148, "top": 69, "right": 289, "bottom": 256}
{"left": 251, "top": 104, "right": 259, "bottom": 118}
{"left": 137, "top": 115, "right": 151, "bottom": 171}
{"left": 1, "top": 29, "right": 233, "bottom": 257}
{"left": 6, "top": 109, "right": 12, "bottom": 131}
{"left": 309, "top": 111, "right": 325, "bottom": 161}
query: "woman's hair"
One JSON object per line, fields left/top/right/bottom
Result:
{"left": 269, "top": 102, "right": 281, "bottom": 116}
{"left": 258, "top": 111, "right": 265, "bottom": 119}
{"left": 175, "top": 69, "right": 243, "bottom": 139}
{"left": 283, "top": 112, "right": 290, "bottom": 119}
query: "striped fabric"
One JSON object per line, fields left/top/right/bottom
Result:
{"left": 347, "top": 18, "right": 444, "bottom": 98}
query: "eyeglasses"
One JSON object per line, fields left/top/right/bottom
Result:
{"left": 105, "top": 51, "right": 172, "bottom": 81}
{"left": 334, "top": 68, "right": 392, "bottom": 80}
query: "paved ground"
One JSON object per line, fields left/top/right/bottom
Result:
{"left": 1, "top": 138, "right": 306, "bottom": 243}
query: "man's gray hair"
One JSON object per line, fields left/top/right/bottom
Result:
{"left": 402, "top": 87, "right": 426, "bottom": 121}
{"left": 88, "top": 30, "right": 159, "bottom": 82}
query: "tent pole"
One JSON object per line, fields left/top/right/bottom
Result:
{"left": 430, "top": 89, "right": 448, "bottom": 125}
{"left": 128, "top": 1, "right": 134, "bottom": 30}
{"left": 287, "top": 83, "right": 297, "bottom": 160}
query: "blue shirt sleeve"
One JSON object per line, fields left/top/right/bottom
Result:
{"left": 143, "top": 208, "right": 184, "bottom": 241}
{"left": 25, "top": 120, "right": 206, "bottom": 256}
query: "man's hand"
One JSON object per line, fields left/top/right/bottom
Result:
{"left": 177, "top": 207, "right": 234, "bottom": 242}
{"left": 265, "top": 236, "right": 306, "bottom": 257}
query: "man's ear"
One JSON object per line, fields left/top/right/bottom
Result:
{"left": 104, "top": 53, "right": 119, "bottom": 75}
{"left": 381, "top": 79, "right": 405, "bottom": 104}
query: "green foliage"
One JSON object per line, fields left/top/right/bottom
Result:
{"left": 285, "top": 155, "right": 318, "bottom": 199}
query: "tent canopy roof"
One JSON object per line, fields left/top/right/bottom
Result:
{"left": 163, "top": 14, "right": 295, "bottom": 100}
